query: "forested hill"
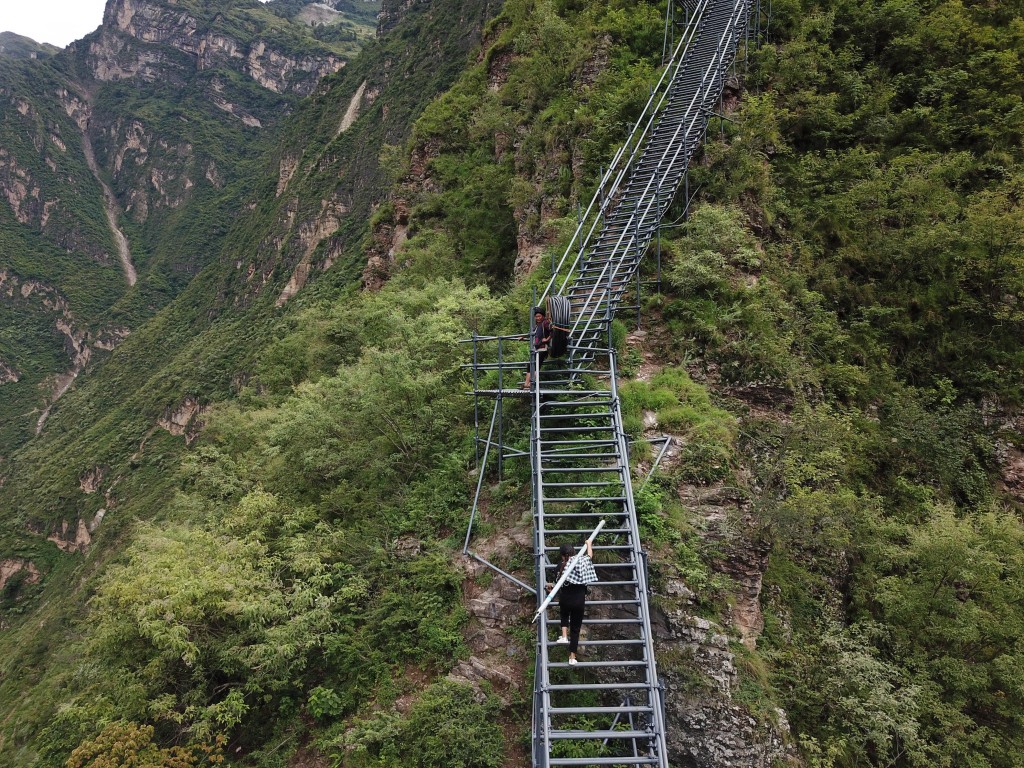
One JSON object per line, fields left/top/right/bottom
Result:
{"left": 0, "top": 0, "right": 1022, "bottom": 767}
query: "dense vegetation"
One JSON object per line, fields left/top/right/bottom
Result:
{"left": 0, "top": 32, "right": 60, "bottom": 59}
{"left": 0, "top": 0, "right": 1022, "bottom": 766}
{"left": 666, "top": 0, "right": 1024, "bottom": 763}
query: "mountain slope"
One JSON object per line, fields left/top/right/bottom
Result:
{"left": 0, "top": 32, "right": 60, "bottom": 60}
{"left": 0, "top": 0, "right": 504, "bottom": 762}
{"left": 0, "top": 0, "right": 1022, "bottom": 766}
{"left": 0, "top": 0, "right": 378, "bottom": 452}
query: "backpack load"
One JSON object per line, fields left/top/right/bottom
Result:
{"left": 546, "top": 295, "right": 572, "bottom": 358}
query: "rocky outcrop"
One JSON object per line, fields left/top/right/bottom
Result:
{"left": 0, "top": 150, "right": 38, "bottom": 225}
{"left": 452, "top": 529, "right": 535, "bottom": 695}
{"left": 378, "top": 0, "right": 430, "bottom": 35}
{"left": 656, "top": 585, "right": 793, "bottom": 767}
{"left": 80, "top": 117, "right": 137, "bottom": 285}
{"left": 336, "top": 80, "right": 368, "bottom": 136}
{"left": 361, "top": 139, "right": 440, "bottom": 290}
{"left": 682, "top": 485, "right": 769, "bottom": 649}
{"left": 277, "top": 153, "right": 300, "bottom": 197}
{"left": 0, "top": 559, "right": 41, "bottom": 593}
{"left": 0, "top": 360, "right": 18, "bottom": 384}
{"left": 47, "top": 519, "right": 93, "bottom": 554}
{"left": 362, "top": 199, "right": 409, "bottom": 292}
{"left": 87, "top": 0, "right": 346, "bottom": 97}
{"left": 103, "top": 116, "right": 200, "bottom": 220}
{"left": 246, "top": 41, "right": 345, "bottom": 96}
{"left": 0, "top": 270, "right": 131, "bottom": 432}
{"left": 79, "top": 466, "right": 107, "bottom": 494}
{"left": 275, "top": 197, "right": 350, "bottom": 306}
{"left": 985, "top": 405, "right": 1024, "bottom": 502}
{"left": 157, "top": 395, "right": 210, "bottom": 444}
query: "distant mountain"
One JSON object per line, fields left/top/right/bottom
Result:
{"left": 0, "top": 0, "right": 380, "bottom": 450}
{"left": 0, "top": 31, "right": 61, "bottom": 60}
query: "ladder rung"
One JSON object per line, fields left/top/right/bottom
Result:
{"left": 581, "top": 617, "right": 643, "bottom": 624}
{"left": 538, "top": 512, "right": 628, "bottom": 519}
{"left": 548, "top": 757, "right": 660, "bottom": 766}
{"left": 541, "top": 467, "right": 621, "bottom": 474}
{"left": 539, "top": 426, "right": 616, "bottom": 433}
{"left": 546, "top": 682, "right": 652, "bottom": 691}
{"left": 541, "top": 496, "right": 627, "bottom": 504}
{"left": 548, "top": 705, "right": 654, "bottom": 716}
{"left": 539, "top": 451, "right": 620, "bottom": 459}
{"left": 549, "top": 728, "right": 653, "bottom": 739}
{"left": 541, "top": 481, "right": 621, "bottom": 488}
{"left": 543, "top": 528, "right": 631, "bottom": 536}
{"left": 541, "top": 439, "right": 617, "bottom": 446}
{"left": 538, "top": 411, "right": 613, "bottom": 420}
{"left": 540, "top": 399, "right": 615, "bottom": 407}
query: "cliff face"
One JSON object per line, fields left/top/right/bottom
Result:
{"left": 377, "top": 0, "right": 429, "bottom": 34}
{"left": 0, "top": 1, "right": 374, "bottom": 451}
{"left": 88, "top": 0, "right": 346, "bottom": 96}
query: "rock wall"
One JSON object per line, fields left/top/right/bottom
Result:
{"left": 0, "top": 270, "right": 131, "bottom": 432}
{"left": 87, "top": 0, "right": 346, "bottom": 97}
{"left": 656, "top": 595, "right": 793, "bottom": 767}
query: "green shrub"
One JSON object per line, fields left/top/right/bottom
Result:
{"left": 329, "top": 681, "right": 504, "bottom": 768}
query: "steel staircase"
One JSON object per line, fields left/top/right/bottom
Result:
{"left": 464, "top": 0, "right": 754, "bottom": 765}
{"left": 545, "top": 0, "right": 755, "bottom": 374}
{"left": 528, "top": 357, "right": 666, "bottom": 766}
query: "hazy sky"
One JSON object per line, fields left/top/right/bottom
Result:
{"left": 2, "top": 0, "right": 108, "bottom": 47}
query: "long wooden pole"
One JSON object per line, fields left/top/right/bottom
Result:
{"left": 532, "top": 519, "right": 606, "bottom": 623}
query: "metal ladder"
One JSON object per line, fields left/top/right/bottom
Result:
{"left": 529, "top": 355, "right": 667, "bottom": 766}
{"left": 464, "top": 0, "right": 754, "bottom": 764}
{"left": 530, "top": 0, "right": 753, "bottom": 763}
{"left": 543, "top": 0, "right": 755, "bottom": 374}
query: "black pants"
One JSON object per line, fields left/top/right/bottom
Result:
{"left": 530, "top": 349, "right": 549, "bottom": 374}
{"left": 559, "top": 583, "right": 587, "bottom": 654}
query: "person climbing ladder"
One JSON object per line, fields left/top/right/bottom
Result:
{"left": 522, "top": 306, "right": 551, "bottom": 390}
{"left": 552, "top": 539, "right": 598, "bottom": 665}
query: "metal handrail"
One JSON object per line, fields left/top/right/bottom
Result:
{"left": 609, "top": 349, "right": 669, "bottom": 765}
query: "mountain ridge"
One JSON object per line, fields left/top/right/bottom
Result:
{"left": 0, "top": 0, "right": 1022, "bottom": 766}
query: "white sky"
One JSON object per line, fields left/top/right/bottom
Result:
{"left": 1, "top": 0, "right": 108, "bottom": 47}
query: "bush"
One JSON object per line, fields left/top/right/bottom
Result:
{"left": 328, "top": 681, "right": 504, "bottom": 768}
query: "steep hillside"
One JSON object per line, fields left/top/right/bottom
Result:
{"left": 0, "top": 0, "right": 1022, "bottom": 766}
{"left": 0, "top": 0, "right": 377, "bottom": 451}
{"left": 0, "top": 33, "right": 60, "bottom": 60}
{"left": 0, "top": 0, "right": 504, "bottom": 763}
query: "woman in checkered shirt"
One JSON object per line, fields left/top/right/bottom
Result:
{"left": 552, "top": 539, "right": 597, "bottom": 665}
